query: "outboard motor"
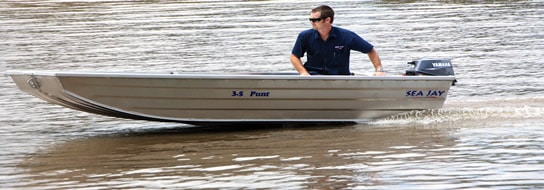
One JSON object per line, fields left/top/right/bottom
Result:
{"left": 405, "top": 59, "right": 457, "bottom": 85}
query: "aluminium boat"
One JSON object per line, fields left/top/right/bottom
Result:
{"left": 7, "top": 59, "right": 456, "bottom": 125}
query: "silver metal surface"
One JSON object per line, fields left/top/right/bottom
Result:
{"left": 8, "top": 70, "right": 455, "bottom": 124}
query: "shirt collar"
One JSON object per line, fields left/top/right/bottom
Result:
{"left": 313, "top": 26, "right": 337, "bottom": 40}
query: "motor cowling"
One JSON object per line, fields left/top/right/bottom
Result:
{"left": 405, "top": 59, "right": 457, "bottom": 85}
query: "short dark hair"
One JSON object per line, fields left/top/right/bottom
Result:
{"left": 312, "top": 5, "right": 334, "bottom": 23}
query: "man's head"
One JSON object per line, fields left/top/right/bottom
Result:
{"left": 310, "top": 5, "right": 334, "bottom": 24}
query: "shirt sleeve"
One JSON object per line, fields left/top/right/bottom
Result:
{"left": 350, "top": 32, "right": 374, "bottom": 53}
{"left": 291, "top": 32, "right": 306, "bottom": 58}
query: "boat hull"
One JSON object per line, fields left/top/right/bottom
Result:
{"left": 8, "top": 71, "right": 455, "bottom": 124}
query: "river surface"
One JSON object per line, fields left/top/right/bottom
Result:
{"left": 1, "top": 0, "right": 543, "bottom": 189}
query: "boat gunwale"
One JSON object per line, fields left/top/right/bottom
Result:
{"left": 6, "top": 70, "right": 456, "bottom": 81}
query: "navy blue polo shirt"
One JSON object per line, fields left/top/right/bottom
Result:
{"left": 291, "top": 26, "right": 374, "bottom": 75}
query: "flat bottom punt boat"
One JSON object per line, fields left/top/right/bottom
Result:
{"left": 7, "top": 59, "right": 456, "bottom": 125}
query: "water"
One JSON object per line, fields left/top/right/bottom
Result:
{"left": 1, "top": 0, "right": 543, "bottom": 189}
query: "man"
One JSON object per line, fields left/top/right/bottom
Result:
{"left": 290, "top": 5, "right": 385, "bottom": 76}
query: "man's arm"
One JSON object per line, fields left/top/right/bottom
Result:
{"left": 290, "top": 54, "right": 310, "bottom": 76}
{"left": 367, "top": 48, "right": 385, "bottom": 76}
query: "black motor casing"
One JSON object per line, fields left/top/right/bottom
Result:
{"left": 405, "top": 59, "right": 455, "bottom": 76}
{"left": 405, "top": 59, "right": 456, "bottom": 85}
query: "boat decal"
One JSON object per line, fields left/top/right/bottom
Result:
{"left": 406, "top": 90, "right": 445, "bottom": 97}
{"left": 232, "top": 90, "right": 244, "bottom": 97}
{"left": 249, "top": 91, "right": 270, "bottom": 97}
{"left": 232, "top": 90, "right": 270, "bottom": 97}
{"left": 27, "top": 76, "right": 41, "bottom": 89}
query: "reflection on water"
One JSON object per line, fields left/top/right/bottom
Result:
{"left": 16, "top": 125, "right": 460, "bottom": 189}
{"left": 1, "top": 0, "right": 544, "bottom": 189}
{"left": 16, "top": 119, "right": 544, "bottom": 189}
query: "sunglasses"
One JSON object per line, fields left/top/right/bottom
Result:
{"left": 309, "top": 17, "right": 325, "bottom": 23}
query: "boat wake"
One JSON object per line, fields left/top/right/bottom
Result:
{"left": 371, "top": 98, "right": 544, "bottom": 126}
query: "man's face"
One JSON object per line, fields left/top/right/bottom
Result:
{"left": 309, "top": 12, "right": 327, "bottom": 30}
